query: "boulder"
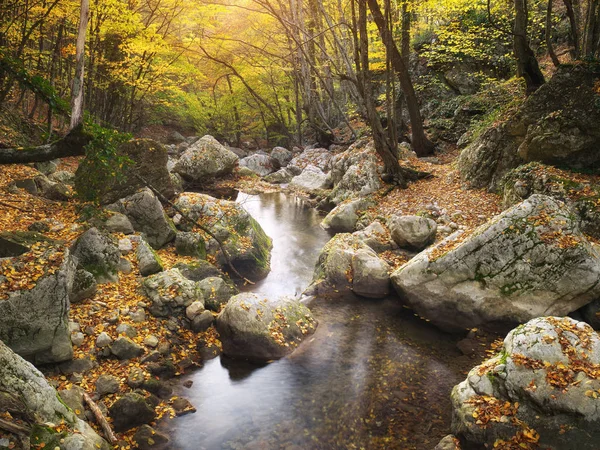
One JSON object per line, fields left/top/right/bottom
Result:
{"left": 174, "top": 135, "right": 238, "bottom": 182}
{"left": 134, "top": 425, "right": 169, "bottom": 450}
{"left": 174, "top": 193, "right": 272, "bottom": 280}
{"left": 321, "top": 198, "right": 373, "bottom": 233}
{"left": 0, "top": 340, "right": 109, "bottom": 449}
{"left": 388, "top": 215, "right": 437, "bottom": 251}
{"left": 49, "top": 170, "right": 75, "bottom": 185}
{"left": 110, "top": 336, "right": 144, "bottom": 360}
{"left": 109, "top": 392, "right": 156, "bottom": 432}
{"left": 263, "top": 168, "right": 294, "bottom": 184}
{"left": 216, "top": 293, "right": 317, "bottom": 361}
{"left": 136, "top": 238, "right": 164, "bottom": 277}
{"left": 289, "top": 165, "right": 331, "bottom": 194}
{"left": 70, "top": 227, "right": 121, "bottom": 283}
{"left": 271, "top": 146, "right": 293, "bottom": 167}
{"left": 104, "top": 212, "right": 134, "bottom": 234}
{"left": 452, "top": 317, "right": 600, "bottom": 449}
{"left": 289, "top": 148, "right": 331, "bottom": 171}
{"left": 96, "top": 374, "right": 120, "bottom": 396}
{"left": 174, "top": 260, "right": 224, "bottom": 281}
{"left": 75, "top": 139, "right": 174, "bottom": 205}
{"left": 191, "top": 310, "right": 215, "bottom": 333}
{"left": 108, "top": 188, "right": 176, "bottom": 249}
{"left": 352, "top": 221, "right": 395, "bottom": 253}
{"left": 434, "top": 435, "right": 461, "bottom": 450}
{"left": 391, "top": 195, "right": 600, "bottom": 332}
{"left": 239, "top": 153, "right": 279, "bottom": 176}
{"left": 69, "top": 269, "right": 97, "bottom": 303}
{"left": 308, "top": 233, "right": 391, "bottom": 298}
{"left": 142, "top": 269, "right": 203, "bottom": 317}
{"left": 459, "top": 64, "right": 600, "bottom": 191}
{"left": 197, "top": 276, "right": 238, "bottom": 311}
{"left": 174, "top": 232, "right": 206, "bottom": 258}
{"left": 0, "top": 236, "right": 74, "bottom": 364}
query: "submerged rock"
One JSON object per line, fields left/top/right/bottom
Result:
{"left": 216, "top": 293, "right": 317, "bottom": 361}
{"left": 452, "top": 317, "right": 600, "bottom": 449}
{"left": 391, "top": 195, "right": 600, "bottom": 332}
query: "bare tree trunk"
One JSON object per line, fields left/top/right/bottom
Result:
{"left": 513, "top": 0, "right": 545, "bottom": 94}
{"left": 70, "top": 0, "right": 89, "bottom": 130}
{"left": 546, "top": 0, "right": 561, "bottom": 67}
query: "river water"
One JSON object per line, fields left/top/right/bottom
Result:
{"left": 165, "top": 192, "right": 475, "bottom": 450}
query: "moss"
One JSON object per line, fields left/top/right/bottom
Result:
{"left": 249, "top": 217, "right": 272, "bottom": 271}
{"left": 30, "top": 424, "right": 66, "bottom": 449}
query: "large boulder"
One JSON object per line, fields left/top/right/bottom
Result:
{"left": 108, "top": 188, "right": 176, "bottom": 249}
{"left": 352, "top": 221, "right": 395, "bottom": 253}
{"left": 263, "top": 168, "right": 295, "bottom": 184}
{"left": 289, "top": 148, "right": 331, "bottom": 171}
{"left": 270, "top": 146, "right": 293, "bottom": 167}
{"left": 174, "top": 193, "right": 272, "bottom": 280}
{"left": 70, "top": 227, "right": 121, "bottom": 283}
{"left": 459, "top": 64, "right": 600, "bottom": 191}
{"left": 174, "top": 135, "right": 238, "bottom": 182}
{"left": 0, "top": 340, "right": 109, "bottom": 449}
{"left": 0, "top": 233, "right": 74, "bottom": 364}
{"left": 321, "top": 198, "right": 373, "bottom": 233}
{"left": 239, "top": 153, "right": 279, "bottom": 177}
{"left": 308, "top": 234, "right": 391, "bottom": 298}
{"left": 289, "top": 165, "right": 331, "bottom": 194}
{"left": 452, "top": 317, "right": 600, "bottom": 449}
{"left": 388, "top": 215, "right": 437, "bottom": 251}
{"left": 142, "top": 269, "right": 203, "bottom": 317}
{"left": 75, "top": 139, "right": 174, "bottom": 205}
{"left": 216, "top": 293, "right": 317, "bottom": 361}
{"left": 391, "top": 195, "right": 600, "bottom": 332}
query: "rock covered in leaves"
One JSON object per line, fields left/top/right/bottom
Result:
{"left": 308, "top": 233, "right": 391, "bottom": 299}
{"left": 197, "top": 276, "right": 238, "bottom": 311}
{"left": 0, "top": 340, "right": 110, "bottom": 449}
{"left": 107, "top": 188, "right": 176, "bottom": 249}
{"left": 142, "top": 268, "right": 204, "bottom": 317}
{"left": 239, "top": 153, "right": 279, "bottom": 177}
{"left": 388, "top": 215, "right": 437, "bottom": 251}
{"left": 70, "top": 227, "right": 121, "bottom": 283}
{"left": 174, "top": 193, "right": 272, "bottom": 280}
{"left": 451, "top": 317, "right": 600, "bottom": 449}
{"left": 74, "top": 138, "right": 174, "bottom": 205}
{"left": 0, "top": 235, "right": 74, "bottom": 364}
{"left": 289, "top": 165, "right": 331, "bottom": 194}
{"left": 352, "top": 221, "right": 395, "bottom": 253}
{"left": 216, "top": 293, "right": 317, "bottom": 361}
{"left": 289, "top": 148, "right": 332, "bottom": 171}
{"left": 391, "top": 195, "right": 600, "bottom": 332}
{"left": 173, "top": 135, "right": 239, "bottom": 182}
{"left": 321, "top": 198, "right": 374, "bottom": 233}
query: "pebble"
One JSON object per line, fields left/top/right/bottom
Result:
{"left": 130, "top": 309, "right": 146, "bottom": 323}
{"left": 144, "top": 335, "right": 159, "bottom": 348}
{"left": 118, "top": 238, "right": 133, "bottom": 254}
{"left": 71, "top": 332, "right": 85, "bottom": 347}
{"left": 116, "top": 323, "right": 138, "bottom": 338}
{"left": 68, "top": 321, "right": 80, "bottom": 333}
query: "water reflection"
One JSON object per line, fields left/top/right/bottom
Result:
{"left": 165, "top": 193, "right": 471, "bottom": 450}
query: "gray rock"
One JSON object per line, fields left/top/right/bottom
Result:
{"left": 0, "top": 340, "right": 109, "bottom": 449}
{"left": 452, "top": 317, "right": 600, "bottom": 449}
{"left": 70, "top": 269, "right": 97, "bottom": 303}
{"left": 127, "top": 367, "right": 146, "bottom": 388}
{"left": 110, "top": 336, "right": 144, "bottom": 360}
{"left": 197, "top": 277, "right": 238, "bottom": 311}
{"left": 71, "top": 332, "right": 85, "bottom": 347}
{"left": 289, "top": 165, "right": 331, "bottom": 194}
{"left": 49, "top": 170, "right": 75, "bottom": 185}
{"left": 136, "top": 238, "right": 164, "bottom": 276}
{"left": 185, "top": 301, "right": 205, "bottom": 320}
{"left": 35, "top": 160, "right": 58, "bottom": 175}
{"left": 116, "top": 323, "right": 138, "bottom": 338}
{"left": 70, "top": 227, "right": 121, "bottom": 283}
{"left": 118, "top": 257, "right": 132, "bottom": 274}
{"left": 191, "top": 310, "right": 215, "bottom": 333}
{"left": 142, "top": 269, "right": 203, "bottom": 317}
{"left": 172, "top": 396, "right": 196, "bottom": 416}
{"left": 388, "top": 215, "right": 437, "bottom": 250}
{"left": 175, "top": 232, "right": 206, "bottom": 258}
{"left": 174, "top": 135, "right": 239, "bottom": 182}
{"left": 174, "top": 260, "right": 224, "bottom": 281}
{"left": 58, "top": 386, "right": 86, "bottom": 419}
{"left": 109, "top": 393, "right": 156, "bottom": 432}
{"left": 392, "top": 195, "right": 600, "bottom": 332}
{"left": 134, "top": 425, "right": 169, "bottom": 450}
{"left": 129, "top": 309, "right": 146, "bottom": 323}
{"left": 108, "top": 188, "right": 176, "bottom": 249}
{"left": 58, "top": 357, "right": 96, "bottom": 375}
{"left": 144, "top": 335, "right": 159, "bottom": 348}
{"left": 96, "top": 332, "right": 113, "bottom": 348}
{"left": 352, "top": 221, "right": 394, "bottom": 253}
{"left": 434, "top": 435, "right": 461, "bottom": 450}
{"left": 96, "top": 374, "right": 120, "bottom": 396}
{"left": 321, "top": 198, "right": 373, "bottom": 233}
{"left": 118, "top": 238, "right": 133, "bottom": 254}
{"left": 289, "top": 148, "right": 331, "bottom": 171}
{"left": 263, "top": 168, "right": 294, "bottom": 184}
{"left": 351, "top": 249, "right": 391, "bottom": 298}
{"left": 239, "top": 153, "right": 279, "bottom": 176}
{"left": 271, "top": 147, "right": 293, "bottom": 167}
{"left": 216, "top": 293, "right": 317, "bottom": 361}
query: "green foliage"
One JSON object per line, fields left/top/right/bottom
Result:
{"left": 76, "top": 121, "right": 132, "bottom": 203}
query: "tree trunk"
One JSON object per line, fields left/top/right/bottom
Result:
{"left": 513, "top": 0, "right": 545, "bottom": 94}
{"left": 366, "top": 0, "right": 435, "bottom": 156}
{"left": 546, "top": 0, "right": 561, "bottom": 67}
{"left": 70, "top": 0, "right": 89, "bottom": 130}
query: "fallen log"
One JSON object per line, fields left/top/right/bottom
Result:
{"left": 82, "top": 391, "right": 118, "bottom": 445}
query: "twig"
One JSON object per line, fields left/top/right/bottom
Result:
{"left": 0, "top": 417, "right": 31, "bottom": 435}
{"left": 0, "top": 200, "right": 31, "bottom": 212}
{"left": 83, "top": 392, "right": 118, "bottom": 445}
{"left": 132, "top": 174, "right": 255, "bottom": 285}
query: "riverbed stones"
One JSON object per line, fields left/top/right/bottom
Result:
{"left": 0, "top": 340, "right": 110, "bottom": 449}
{"left": 289, "top": 148, "right": 331, "bottom": 171}
{"left": 388, "top": 215, "right": 437, "bottom": 251}
{"left": 174, "top": 135, "right": 239, "bottom": 182}
{"left": 134, "top": 425, "right": 169, "bottom": 450}
{"left": 136, "top": 238, "right": 164, "bottom": 276}
{"left": 108, "top": 188, "right": 176, "bottom": 249}
{"left": 216, "top": 293, "right": 317, "bottom": 361}
{"left": 109, "top": 392, "right": 156, "bottom": 432}
{"left": 391, "top": 195, "right": 600, "bottom": 332}
{"left": 142, "top": 268, "right": 203, "bottom": 317}
{"left": 70, "top": 227, "right": 121, "bottom": 283}
{"left": 452, "top": 317, "right": 600, "bottom": 449}
{"left": 271, "top": 146, "right": 293, "bottom": 167}
{"left": 289, "top": 165, "right": 331, "bottom": 194}
{"left": 321, "top": 198, "right": 373, "bottom": 233}
{"left": 197, "top": 276, "right": 238, "bottom": 311}
{"left": 309, "top": 233, "right": 391, "bottom": 298}
{"left": 239, "top": 153, "right": 279, "bottom": 176}
{"left": 263, "top": 168, "right": 295, "bottom": 184}
{"left": 191, "top": 310, "right": 214, "bottom": 333}
{"left": 96, "top": 374, "right": 120, "bottom": 396}
{"left": 110, "top": 336, "right": 144, "bottom": 360}
{"left": 174, "top": 193, "right": 272, "bottom": 280}
{"left": 104, "top": 212, "right": 134, "bottom": 234}
{"left": 174, "top": 260, "right": 224, "bottom": 281}
{"left": 69, "top": 269, "right": 97, "bottom": 303}
{"left": 175, "top": 232, "right": 206, "bottom": 258}
{"left": 352, "top": 221, "right": 394, "bottom": 253}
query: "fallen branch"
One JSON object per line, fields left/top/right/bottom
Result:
{"left": 0, "top": 200, "right": 31, "bottom": 212}
{"left": 132, "top": 173, "right": 255, "bottom": 285}
{"left": 0, "top": 417, "right": 31, "bottom": 436}
{"left": 83, "top": 392, "right": 117, "bottom": 445}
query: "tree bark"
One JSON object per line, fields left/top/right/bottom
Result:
{"left": 366, "top": 0, "right": 435, "bottom": 157}
{"left": 70, "top": 0, "right": 90, "bottom": 130}
{"left": 0, "top": 125, "right": 90, "bottom": 164}
{"left": 546, "top": 0, "right": 561, "bottom": 67}
{"left": 513, "top": 0, "right": 545, "bottom": 94}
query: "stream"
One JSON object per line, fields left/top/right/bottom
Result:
{"left": 164, "top": 192, "right": 477, "bottom": 450}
